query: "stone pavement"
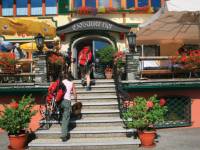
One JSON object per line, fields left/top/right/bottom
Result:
{"left": 1, "top": 128, "right": 200, "bottom": 150}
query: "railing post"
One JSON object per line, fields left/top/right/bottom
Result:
{"left": 34, "top": 54, "right": 47, "bottom": 83}
{"left": 126, "top": 52, "right": 140, "bottom": 80}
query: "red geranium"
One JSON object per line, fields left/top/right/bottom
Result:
{"left": 48, "top": 53, "right": 65, "bottom": 65}
{"left": 146, "top": 100, "right": 154, "bottom": 109}
{"left": 159, "top": 98, "right": 166, "bottom": 106}
{"left": 172, "top": 49, "right": 200, "bottom": 70}
{"left": 10, "top": 101, "right": 19, "bottom": 109}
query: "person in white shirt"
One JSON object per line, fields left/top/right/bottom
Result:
{"left": 60, "top": 73, "right": 77, "bottom": 142}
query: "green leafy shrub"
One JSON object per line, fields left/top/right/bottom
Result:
{"left": 0, "top": 95, "right": 37, "bottom": 135}
{"left": 96, "top": 46, "right": 117, "bottom": 67}
{"left": 123, "top": 95, "right": 168, "bottom": 131}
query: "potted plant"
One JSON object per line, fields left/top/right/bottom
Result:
{"left": 123, "top": 95, "right": 167, "bottom": 147}
{"left": 104, "top": 66, "right": 113, "bottom": 79}
{"left": 96, "top": 46, "right": 117, "bottom": 79}
{"left": 114, "top": 51, "right": 125, "bottom": 79}
{"left": 0, "top": 95, "right": 36, "bottom": 149}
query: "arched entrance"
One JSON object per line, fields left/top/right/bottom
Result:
{"left": 71, "top": 35, "right": 115, "bottom": 79}
{"left": 57, "top": 17, "right": 131, "bottom": 79}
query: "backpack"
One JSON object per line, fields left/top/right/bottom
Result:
{"left": 46, "top": 80, "right": 66, "bottom": 103}
{"left": 78, "top": 47, "right": 92, "bottom": 66}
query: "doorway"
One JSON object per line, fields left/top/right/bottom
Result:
{"left": 71, "top": 36, "right": 115, "bottom": 79}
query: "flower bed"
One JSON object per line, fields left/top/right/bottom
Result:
{"left": 0, "top": 53, "right": 16, "bottom": 73}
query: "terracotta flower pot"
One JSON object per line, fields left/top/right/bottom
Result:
{"left": 8, "top": 133, "right": 27, "bottom": 149}
{"left": 138, "top": 130, "right": 156, "bottom": 148}
{"left": 105, "top": 72, "right": 112, "bottom": 79}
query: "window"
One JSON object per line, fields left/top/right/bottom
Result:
{"left": 31, "top": 0, "right": 42, "bottom": 15}
{"left": 46, "top": 0, "right": 57, "bottom": 15}
{"left": 86, "top": 0, "right": 96, "bottom": 8}
{"left": 2, "top": 0, "right": 13, "bottom": 16}
{"left": 74, "top": 0, "right": 82, "bottom": 8}
{"left": 126, "top": 0, "right": 134, "bottom": 9}
{"left": 143, "top": 45, "right": 160, "bottom": 56}
{"left": 16, "top": 0, "right": 28, "bottom": 16}
{"left": 99, "top": 0, "right": 109, "bottom": 8}
{"left": 151, "top": 0, "right": 161, "bottom": 11}
{"left": 138, "top": 0, "right": 148, "bottom": 7}
{"left": 112, "top": 0, "right": 121, "bottom": 8}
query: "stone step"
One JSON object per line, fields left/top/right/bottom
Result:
{"left": 71, "top": 98, "right": 118, "bottom": 103}
{"left": 76, "top": 87, "right": 116, "bottom": 92}
{"left": 73, "top": 79, "right": 115, "bottom": 85}
{"left": 80, "top": 109, "right": 120, "bottom": 117}
{"left": 71, "top": 101, "right": 119, "bottom": 109}
{"left": 28, "top": 137, "right": 140, "bottom": 150}
{"left": 72, "top": 95, "right": 118, "bottom": 100}
{"left": 40, "top": 116, "right": 124, "bottom": 128}
{"left": 75, "top": 84, "right": 115, "bottom": 90}
{"left": 36, "top": 126, "right": 135, "bottom": 139}
{"left": 76, "top": 89, "right": 116, "bottom": 94}
{"left": 75, "top": 92, "right": 117, "bottom": 97}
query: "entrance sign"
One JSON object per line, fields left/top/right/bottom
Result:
{"left": 72, "top": 21, "right": 113, "bottom": 31}
{"left": 57, "top": 17, "right": 130, "bottom": 34}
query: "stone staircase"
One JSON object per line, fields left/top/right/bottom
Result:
{"left": 28, "top": 79, "right": 140, "bottom": 150}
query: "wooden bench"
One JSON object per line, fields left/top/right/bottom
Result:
{"left": 140, "top": 69, "right": 173, "bottom": 75}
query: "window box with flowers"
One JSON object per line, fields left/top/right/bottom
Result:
{"left": 123, "top": 95, "right": 167, "bottom": 147}
{"left": 0, "top": 52, "right": 16, "bottom": 73}
{"left": 171, "top": 49, "right": 200, "bottom": 72}
{"left": 0, "top": 95, "right": 36, "bottom": 149}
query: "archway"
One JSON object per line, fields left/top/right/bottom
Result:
{"left": 71, "top": 35, "right": 115, "bottom": 79}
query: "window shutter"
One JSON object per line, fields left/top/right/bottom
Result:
{"left": 58, "top": 0, "right": 69, "bottom": 14}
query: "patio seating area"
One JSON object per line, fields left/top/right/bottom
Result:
{"left": 0, "top": 58, "right": 35, "bottom": 83}
{"left": 139, "top": 56, "right": 200, "bottom": 80}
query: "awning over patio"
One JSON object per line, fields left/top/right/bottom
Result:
{"left": 137, "top": 0, "right": 200, "bottom": 45}
{"left": 0, "top": 17, "right": 56, "bottom": 37}
{"left": 20, "top": 42, "right": 49, "bottom": 52}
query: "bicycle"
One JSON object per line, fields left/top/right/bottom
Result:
{"left": 39, "top": 94, "right": 62, "bottom": 129}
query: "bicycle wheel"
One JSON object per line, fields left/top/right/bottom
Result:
{"left": 43, "top": 104, "right": 51, "bottom": 129}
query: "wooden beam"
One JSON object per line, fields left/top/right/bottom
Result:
{"left": 96, "top": 0, "right": 98, "bottom": 8}
{"left": 121, "top": 0, "right": 126, "bottom": 9}
{"left": 28, "top": 0, "right": 31, "bottom": 16}
{"left": 109, "top": 0, "right": 112, "bottom": 7}
{"left": 42, "top": 0, "right": 46, "bottom": 16}
{"left": 71, "top": 0, "right": 74, "bottom": 10}
{"left": 0, "top": 0, "right": 2, "bottom": 16}
{"left": 135, "top": 0, "right": 138, "bottom": 8}
{"left": 82, "top": 0, "right": 85, "bottom": 7}
{"left": 56, "top": 0, "right": 58, "bottom": 15}
{"left": 13, "top": 0, "right": 16, "bottom": 16}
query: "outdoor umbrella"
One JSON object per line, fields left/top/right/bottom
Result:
{"left": 137, "top": 0, "right": 200, "bottom": 45}
{"left": 20, "top": 42, "right": 48, "bottom": 53}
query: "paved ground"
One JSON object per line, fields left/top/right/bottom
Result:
{"left": 1, "top": 128, "right": 200, "bottom": 150}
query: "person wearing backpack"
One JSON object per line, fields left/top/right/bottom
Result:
{"left": 78, "top": 46, "right": 92, "bottom": 91}
{"left": 61, "top": 73, "right": 77, "bottom": 142}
